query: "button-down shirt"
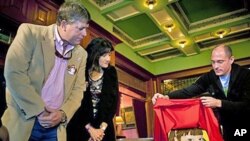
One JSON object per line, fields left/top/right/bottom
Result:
{"left": 41, "top": 26, "right": 74, "bottom": 110}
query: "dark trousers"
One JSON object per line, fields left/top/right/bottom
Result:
{"left": 29, "top": 118, "right": 58, "bottom": 141}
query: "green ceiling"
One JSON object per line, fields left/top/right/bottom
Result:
{"left": 116, "top": 14, "right": 161, "bottom": 39}
{"left": 180, "top": 0, "right": 244, "bottom": 22}
{"left": 81, "top": 0, "right": 250, "bottom": 75}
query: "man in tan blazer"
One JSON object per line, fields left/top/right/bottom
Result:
{"left": 2, "top": 1, "right": 90, "bottom": 141}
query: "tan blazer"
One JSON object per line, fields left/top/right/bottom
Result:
{"left": 2, "top": 23, "right": 87, "bottom": 141}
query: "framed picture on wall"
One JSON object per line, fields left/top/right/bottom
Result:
{"left": 121, "top": 106, "right": 136, "bottom": 129}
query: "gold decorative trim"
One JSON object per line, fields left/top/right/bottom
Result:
{"left": 88, "top": 0, "right": 123, "bottom": 10}
{"left": 170, "top": 1, "right": 250, "bottom": 33}
{"left": 113, "top": 26, "right": 168, "bottom": 48}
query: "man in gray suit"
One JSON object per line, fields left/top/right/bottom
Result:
{"left": 2, "top": 1, "right": 90, "bottom": 141}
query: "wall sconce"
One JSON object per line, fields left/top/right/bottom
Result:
{"left": 179, "top": 40, "right": 187, "bottom": 48}
{"left": 115, "top": 116, "right": 125, "bottom": 137}
{"left": 115, "top": 116, "right": 124, "bottom": 125}
{"left": 146, "top": 0, "right": 156, "bottom": 10}
{"left": 164, "top": 23, "right": 175, "bottom": 32}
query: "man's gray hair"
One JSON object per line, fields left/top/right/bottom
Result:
{"left": 57, "top": 1, "right": 91, "bottom": 25}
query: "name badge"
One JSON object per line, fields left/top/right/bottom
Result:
{"left": 67, "top": 65, "right": 77, "bottom": 75}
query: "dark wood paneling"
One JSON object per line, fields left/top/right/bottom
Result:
{"left": 117, "top": 68, "right": 147, "bottom": 95}
{"left": 0, "top": 0, "right": 59, "bottom": 25}
{"left": 0, "top": 0, "right": 60, "bottom": 68}
{"left": 0, "top": 0, "right": 28, "bottom": 24}
{"left": 30, "top": 0, "right": 59, "bottom": 25}
{"left": 115, "top": 52, "right": 154, "bottom": 81}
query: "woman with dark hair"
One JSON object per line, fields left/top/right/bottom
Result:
{"left": 67, "top": 37, "right": 118, "bottom": 141}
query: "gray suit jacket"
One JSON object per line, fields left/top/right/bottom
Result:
{"left": 2, "top": 23, "right": 87, "bottom": 141}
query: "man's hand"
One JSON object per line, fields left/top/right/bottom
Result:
{"left": 38, "top": 109, "right": 62, "bottom": 128}
{"left": 0, "top": 125, "right": 9, "bottom": 141}
{"left": 200, "top": 96, "right": 221, "bottom": 108}
{"left": 152, "top": 93, "right": 169, "bottom": 105}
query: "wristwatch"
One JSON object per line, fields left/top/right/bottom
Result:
{"left": 60, "top": 110, "right": 67, "bottom": 123}
{"left": 101, "top": 126, "right": 107, "bottom": 131}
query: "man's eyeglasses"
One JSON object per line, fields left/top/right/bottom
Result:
{"left": 55, "top": 48, "right": 72, "bottom": 60}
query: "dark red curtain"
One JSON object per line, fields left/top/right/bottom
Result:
{"left": 133, "top": 99, "right": 147, "bottom": 137}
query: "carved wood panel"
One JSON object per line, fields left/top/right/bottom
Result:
{"left": 0, "top": 0, "right": 59, "bottom": 25}
{"left": 30, "top": 0, "right": 58, "bottom": 25}
{"left": 0, "top": 0, "right": 28, "bottom": 23}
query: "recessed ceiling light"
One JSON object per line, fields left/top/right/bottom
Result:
{"left": 146, "top": 0, "right": 156, "bottom": 10}
{"left": 212, "top": 29, "right": 230, "bottom": 39}
{"left": 164, "top": 23, "right": 175, "bottom": 32}
{"left": 179, "top": 40, "right": 187, "bottom": 48}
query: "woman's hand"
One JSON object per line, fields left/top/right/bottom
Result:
{"left": 86, "top": 124, "right": 105, "bottom": 141}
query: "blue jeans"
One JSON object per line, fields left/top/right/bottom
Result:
{"left": 29, "top": 118, "right": 58, "bottom": 141}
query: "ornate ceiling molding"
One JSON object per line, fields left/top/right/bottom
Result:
{"left": 170, "top": 0, "right": 250, "bottom": 33}
{"left": 86, "top": 0, "right": 250, "bottom": 63}
{"left": 89, "top": 0, "right": 123, "bottom": 10}
{"left": 113, "top": 25, "right": 168, "bottom": 48}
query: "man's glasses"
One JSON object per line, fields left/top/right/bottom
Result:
{"left": 55, "top": 48, "right": 72, "bottom": 60}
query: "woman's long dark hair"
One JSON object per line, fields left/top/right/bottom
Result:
{"left": 85, "top": 37, "right": 114, "bottom": 73}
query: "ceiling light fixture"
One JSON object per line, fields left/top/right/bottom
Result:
{"left": 146, "top": 0, "right": 156, "bottom": 10}
{"left": 179, "top": 40, "right": 187, "bottom": 48}
{"left": 213, "top": 29, "right": 230, "bottom": 39}
{"left": 216, "top": 30, "right": 225, "bottom": 38}
{"left": 115, "top": 116, "right": 124, "bottom": 125}
{"left": 164, "top": 23, "right": 175, "bottom": 32}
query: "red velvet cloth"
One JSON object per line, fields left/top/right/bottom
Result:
{"left": 154, "top": 98, "right": 223, "bottom": 141}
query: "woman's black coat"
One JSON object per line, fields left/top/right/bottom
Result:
{"left": 67, "top": 66, "right": 118, "bottom": 141}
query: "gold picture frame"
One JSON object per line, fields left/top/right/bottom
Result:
{"left": 121, "top": 106, "right": 136, "bottom": 129}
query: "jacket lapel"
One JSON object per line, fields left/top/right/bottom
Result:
{"left": 228, "top": 64, "right": 239, "bottom": 94}
{"left": 215, "top": 75, "right": 224, "bottom": 93}
{"left": 41, "top": 24, "right": 56, "bottom": 80}
{"left": 64, "top": 46, "right": 82, "bottom": 96}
